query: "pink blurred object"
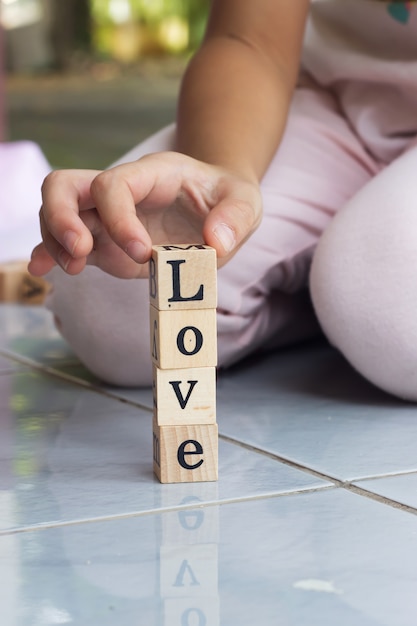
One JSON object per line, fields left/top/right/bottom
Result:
{"left": 0, "top": 140, "right": 51, "bottom": 262}
{"left": 0, "top": 25, "right": 5, "bottom": 141}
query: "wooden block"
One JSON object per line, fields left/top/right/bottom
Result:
{"left": 163, "top": 597, "right": 220, "bottom": 626}
{"left": 150, "top": 305, "right": 217, "bottom": 370}
{"left": 0, "top": 261, "right": 49, "bottom": 305}
{"left": 149, "top": 244, "right": 217, "bottom": 311}
{"left": 160, "top": 544, "right": 218, "bottom": 597}
{"left": 153, "top": 365, "right": 216, "bottom": 426}
{"left": 153, "top": 420, "right": 218, "bottom": 484}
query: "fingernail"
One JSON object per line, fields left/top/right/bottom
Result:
{"left": 126, "top": 240, "right": 147, "bottom": 262}
{"left": 63, "top": 230, "right": 79, "bottom": 255}
{"left": 58, "top": 249, "right": 70, "bottom": 272}
{"left": 213, "top": 223, "right": 236, "bottom": 253}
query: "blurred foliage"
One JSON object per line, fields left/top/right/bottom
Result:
{"left": 90, "top": 0, "right": 210, "bottom": 61}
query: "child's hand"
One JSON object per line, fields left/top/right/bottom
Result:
{"left": 28, "top": 152, "right": 262, "bottom": 279}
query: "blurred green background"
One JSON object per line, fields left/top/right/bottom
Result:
{"left": 3, "top": 0, "right": 210, "bottom": 168}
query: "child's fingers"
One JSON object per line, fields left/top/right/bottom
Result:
{"left": 203, "top": 189, "right": 262, "bottom": 262}
{"left": 39, "top": 209, "right": 90, "bottom": 275}
{"left": 89, "top": 166, "right": 157, "bottom": 263}
{"left": 40, "top": 169, "right": 100, "bottom": 260}
{"left": 28, "top": 243, "right": 56, "bottom": 276}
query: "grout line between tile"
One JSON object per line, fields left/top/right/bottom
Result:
{"left": 218, "top": 433, "right": 417, "bottom": 517}
{"left": 2, "top": 351, "right": 417, "bottom": 523}
{"left": 350, "top": 468, "right": 417, "bottom": 482}
{"left": 0, "top": 349, "right": 154, "bottom": 412}
{"left": 0, "top": 484, "right": 336, "bottom": 536}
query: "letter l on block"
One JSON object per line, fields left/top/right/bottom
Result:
{"left": 149, "top": 245, "right": 217, "bottom": 311}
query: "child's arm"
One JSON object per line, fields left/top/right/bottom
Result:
{"left": 29, "top": 0, "right": 309, "bottom": 279}
{"left": 177, "top": 0, "right": 309, "bottom": 183}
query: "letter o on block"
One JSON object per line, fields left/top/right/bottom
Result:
{"left": 150, "top": 306, "right": 217, "bottom": 369}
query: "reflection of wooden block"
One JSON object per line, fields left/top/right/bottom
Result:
{"left": 157, "top": 484, "right": 220, "bottom": 545}
{"left": 149, "top": 244, "right": 217, "bottom": 311}
{"left": 150, "top": 305, "right": 217, "bottom": 370}
{"left": 153, "top": 420, "right": 218, "bottom": 484}
{"left": 161, "top": 503, "right": 219, "bottom": 546}
{"left": 0, "top": 261, "right": 49, "bottom": 305}
{"left": 160, "top": 544, "right": 218, "bottom": 597}
{"left": 164, "top": 597, "right": 220, "bottom": 626}
{"left": 159, "top": 482, "right": 219, "bottom": 509}
{"left": 153, "top": 365, "right": 216, "bottom": 426}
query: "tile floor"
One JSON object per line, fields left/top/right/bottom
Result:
{"left": 0, "top": 303, "right": 416, "bottom": 625}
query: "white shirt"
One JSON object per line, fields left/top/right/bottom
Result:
{"left": 302, "top": 0, "right": 417, "bottom": 160}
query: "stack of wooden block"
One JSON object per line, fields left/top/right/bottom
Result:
{"left": 149, "top": 244, "right": 218, "bottom": 483}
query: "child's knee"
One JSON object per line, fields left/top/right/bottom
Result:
{"left": 46, "top": 267, "right": 153, "bottom": 387}
{"left": 310, "top": 189, "right": 417, "bottom": 401}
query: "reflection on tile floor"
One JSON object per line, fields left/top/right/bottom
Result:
{"left": 1, "top": 305, "right": 417, "bottom": 625}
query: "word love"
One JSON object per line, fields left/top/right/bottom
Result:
{"left": 149, "top": 244, "right": 218, "bottom": 483}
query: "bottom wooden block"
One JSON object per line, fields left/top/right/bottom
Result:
{"left": 153, "top": 420, "right": 218, "bottom": 484}
{"left": 0, "top": 261, "right": 49, "bottom": 304}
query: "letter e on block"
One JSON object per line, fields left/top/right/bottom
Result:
{"left": 149, "top": 245, "right": 217, "bottom": 311}
{"left": 153, "top": 420, "right": 218, "bottom": 483}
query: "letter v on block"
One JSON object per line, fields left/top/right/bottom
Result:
{"left": 153, "top": 365, "right": 216, "bottom": 426}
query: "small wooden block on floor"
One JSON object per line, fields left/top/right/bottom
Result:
{"left": 150, "top": 244, "right": 217, "bottom": 311}
{"left": 150, "top": 305, "right": 217, "bottom": 370}
{"left": 0, "top": 261, "right": 49, "bottom": 305}
{"left": 153, "top": 365, "right": 216, "bottom": 426}
{"left": 153, "top": 420, "right": 218, "bottom": 484}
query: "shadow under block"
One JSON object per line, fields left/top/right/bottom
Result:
{"left": 153, "top": 365, "right": 216, "bottom": 426}
{"left": 150, "top": 244, "right": 217, "bottom": 311}
{"left": 153, "top": 420, "right": 218, "bottom": 483}
{"left": 150, "top": 305, "right": 217, "bottom": 370}
{"left": 0, "top": 261, "right": 49, "bottom": 304}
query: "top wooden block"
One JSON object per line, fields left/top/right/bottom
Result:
{"left": 149, "top": 244, "right": 217, "bottom": 311}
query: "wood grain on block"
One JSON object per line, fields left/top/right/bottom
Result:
{"left": 153, "top": 420, "right": 218, "bottom": 483}
{"left": 153, "top": 365, "right": 216, "bottom": 426}
{"left": 150, "top": 305, "right": 217, "bottom": 370}
{"left": 149, "top": 244, "right": 217, "bottom": 311}
{"left": 0, "top": 261, "right": 49, "bottom": 304}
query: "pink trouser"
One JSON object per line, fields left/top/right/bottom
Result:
{"left": 45, "top": 85, "right": 417, "bottom": 399}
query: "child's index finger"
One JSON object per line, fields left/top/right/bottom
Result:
{"left": 89, "top": 166, "right": 154, "bottom": 263}
{"left": 41, "top": 169, "right": 102, "bottom": 257}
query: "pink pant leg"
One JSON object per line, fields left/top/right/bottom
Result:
{"left": 310, "top": 142, "right": 417, "bottom": 401}
{"left": 47, "top": 87, "right": 379, "bottom": 387}
{"left": 216, "top": 86, "right": 380, "bottom": 366}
